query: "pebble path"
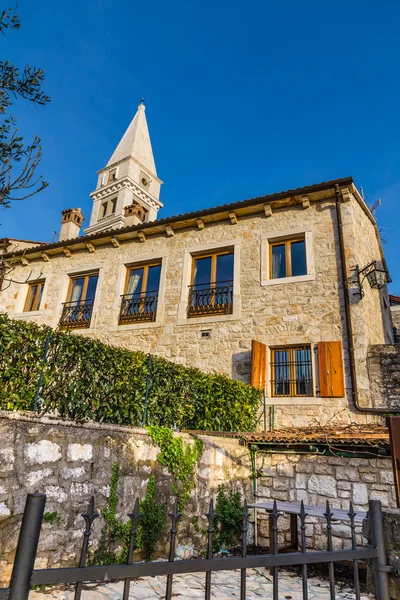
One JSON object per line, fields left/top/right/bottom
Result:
{"left": 29, "top": 568, "right": 372, "bottom": 599}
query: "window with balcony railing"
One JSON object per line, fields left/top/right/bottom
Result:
{"left": 119, "top": 263, "right": 161, "bottom": 324}
{"left": 188, "top": 250, "right": 234, "bottom": 318}
{"left": 60, "top": 273, "right": 99, "bottom": 329}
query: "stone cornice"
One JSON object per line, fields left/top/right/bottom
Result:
{"left": 96, "top": 156, "right": 163, "bottom": 185}
{"left": 90, "top": 176, "right": 163, "bottom": 211}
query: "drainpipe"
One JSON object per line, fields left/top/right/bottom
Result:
{"left": 335, "top": 184, "right": 400, "bottom": 415}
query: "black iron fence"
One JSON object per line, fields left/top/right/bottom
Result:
{"left": 3, "top": 493, "right": 391, "bottom": 600}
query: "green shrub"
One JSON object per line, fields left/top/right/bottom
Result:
{"left": 214, "top": 484, "right": 243, "bottom": 552}
{"left": 139, "top": 475, "right": 166, "bottom": 562}
{"left": 0, "top": 313, "right": 261, "bottom": 431}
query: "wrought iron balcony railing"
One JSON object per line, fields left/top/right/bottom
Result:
{"left": 188, "top": 280, "right": 233, "bottom": 318}
{"left": 119, "top": 292, "right": 158, "bottom": 324}
{"left": 60, "top": 300, "right": 94, "bottom": 329}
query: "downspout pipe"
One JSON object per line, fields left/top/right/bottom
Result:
{"left": 335, "top": 184, "right": 400, "bottom": 415}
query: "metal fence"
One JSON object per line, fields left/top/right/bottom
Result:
{"left": 3, "top": 493, "right": 391, "bottom": 600}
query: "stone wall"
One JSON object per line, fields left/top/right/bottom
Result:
{"left": 368, "top": 344, "right": 400, "bottom": 410}
{"left": 254, "top": 452, "right": 396, "bottom": 550}
{"left": 0, "top": 412, "right": 251, "bottom": 586}
{"left": 0, "top": 412, "right": 397, "bottom": 587}
{"left": 0, "top": 188, "right": 391, "bottom": 428}
{"left": 392, "top": 307, "right": 400, "bottom": 342}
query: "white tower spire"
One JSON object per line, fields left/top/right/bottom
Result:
{"left": 106, "top": 102, "right": 157, "bottom": 174}
{"left": 85, "top": 102, "right": 163, "bottom": 236}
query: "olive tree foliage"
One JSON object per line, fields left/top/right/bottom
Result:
{"left": 0, "top": 8, "right": 50, "bottom": 292}
{"left": 0, "top": 7, "right": 50, "bottom": 209}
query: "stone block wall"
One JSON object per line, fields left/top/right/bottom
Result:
{"left": 0, "top": 412, "right": 251, "bottom": 586}
{"left": 255, "top": 452, "right": 396, "bottom": 550}
{"left": 392, "top": 307, "right": 400, "bottom": 342}
{"left": 368, "top": 344, "right": 400, "bottom": 410}
{"left": 0, "top": 412, "right": 397, "bottom": 588}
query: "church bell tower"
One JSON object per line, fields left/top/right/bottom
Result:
{"left": 85, "top": 102, "right": 163, "bottom": 235}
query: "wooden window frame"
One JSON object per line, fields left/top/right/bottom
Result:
{"left": 66, "top": 272, "right": 99, "bottom": 304}
{"left": 124, "top": 262, "right": 162, "bottom": 297}
{"left": 24, "top": 280, "right": 45, "bottom": 312}
{"left": 269, "top": 236, "right": 306, "bottom": 279}
{"left": 119, "top": 262, "right": 161, "bottom": 324}
{"left": 190, "top": 249, "right": 234, "bottom": 288}
{"left": 270, "top": 345, "right": 313, "bottom": 397}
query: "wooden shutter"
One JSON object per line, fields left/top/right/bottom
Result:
{"left": 389, "top": 417, "right": 400, "bottom": 508}
{"left": 318, "top": 341, "right": 344, "bottom": 397}
{"left": 251, "top": 340, "right": 267, "bottom": 390}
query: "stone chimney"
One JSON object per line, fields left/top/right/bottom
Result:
{"left": 124, "top": 203, "right": 146, "bottom": 227}
{"left": 59, "top": 208, "right": 85, "bottom": 242}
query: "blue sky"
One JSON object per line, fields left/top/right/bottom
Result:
{"left": 2, "top": 0, "right": 399, "bottom": 292}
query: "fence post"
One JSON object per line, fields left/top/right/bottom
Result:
{"left": 9, "top": 493, "right": 46, "bottom": 600}
{"left": 369, "top": 499, "right": 390, "bottom": 600}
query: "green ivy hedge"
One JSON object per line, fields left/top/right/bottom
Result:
{"left": 0, "top": 313, "right": 261, "bottom": 431}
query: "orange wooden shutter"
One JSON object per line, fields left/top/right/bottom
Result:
{"left": 318, "top": 341, "right": 344, "bottom": 397}
{"left": 251, "top": 340, "right": 267, "bottom": 390}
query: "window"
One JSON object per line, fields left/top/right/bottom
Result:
{"left": 188, "top": 250, "right": 234, "bottom": 317}
{"left": 119, "top": 263, "right": 161, "bottom": 323}
{"left": 140, "top": 171, "right": 150, "bottom": 188}
{"left": 100, "top": 198, "right": 117, "bottom": 219}
{"left": 271, "top": 345, "right": 313, "bottom": 397}
{"left": 270, "top": 237, "right": 307, "bottom": 279}
{"left": 108, "top": 169, "right": 117, "bottom": 183}
{"left": 60, "top": 273, "right": 99, "bottom": 329}
{"left": 24, "top": 281, "right": 44, "bottom": 312}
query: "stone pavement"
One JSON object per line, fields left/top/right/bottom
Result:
{"left": 29, "top": 568, "right": 371, "bottom": 599}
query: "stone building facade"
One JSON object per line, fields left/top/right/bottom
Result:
{"left": 0, "top": 104, "right": 395, "bottom": 428}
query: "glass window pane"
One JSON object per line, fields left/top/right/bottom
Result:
{"left": 146, "top": 265, "right": 161, "bottom": 293}
{"left": 193, "top": 256, "right": 212, "bottom": 288}
{"left": 273, "top": 349, "right": 290, "bottom": 396}
{"left": 291, "top": 240, "right": 307, "bottom": 276}
{"left": 36, "top": 284, "right": 44, "bottom": 310}
{"left": 127, "top": 268, "right": 144, "bottom": 297}
{"left": 216, "top": 253, "right": 234, "bottom": 283}
{"left": 69, "top": 278, "right": 85, "bottom": 303}
{"left": 85, "top": 275, "right": 98, "bottom": 301}
{"left": 295, "top": 348, "right": 312, "bottom": 395}
{"left": 272, "top": 244, "right": 286, "bottom": 279}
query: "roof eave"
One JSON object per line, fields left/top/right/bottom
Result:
{"left": 2, "top": 176, "right": 354, "bottom": 260}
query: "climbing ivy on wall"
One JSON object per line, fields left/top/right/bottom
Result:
{"left": 147, "top": 426, "right": 203, "bottom": 512}
{"left": 90, "top": 464, "right": 165, "bottom": 565}
{"left": 0, "top": 313, "right": 261, "bottom": 432}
